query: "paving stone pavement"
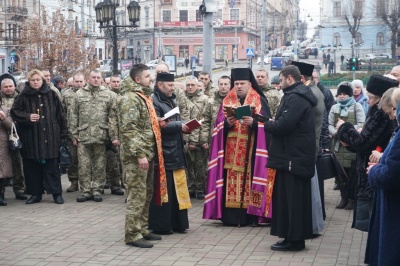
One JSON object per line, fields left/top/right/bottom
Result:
{"left": 0, "top": 175, "right": 367, "bottom": 266}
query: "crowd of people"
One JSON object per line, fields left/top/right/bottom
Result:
{"left": 1, "top": 62, "right": 400, "bottom": 264}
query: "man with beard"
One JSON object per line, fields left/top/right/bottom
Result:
{"left": 203, "top": 68, "right": 272, "bottom": 226}
{"left": 265, "top": 65, "right": 317, "bottom": 251}
{"left": 148, "top": 73, "right": 192, "bottom": 234}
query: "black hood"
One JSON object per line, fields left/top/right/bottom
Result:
{"left": 284, "top": 81, "right": 318, "bottom": 107}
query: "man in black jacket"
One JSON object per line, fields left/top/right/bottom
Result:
{"left": 265, "top": 65, "right": 317, "bottom": 251}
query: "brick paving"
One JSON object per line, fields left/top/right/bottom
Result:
{"left": 0, "top": 176, "right": 367, "bottom": 266}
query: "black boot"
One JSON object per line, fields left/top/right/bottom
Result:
{"left": 336, "top": 198, "right": 348, "bottom": 209}
{"left": 0, "top": 183, "right": 7, "bottom": 206}
{"left": 344, "top": 199, "right": 354, "bottom": 210}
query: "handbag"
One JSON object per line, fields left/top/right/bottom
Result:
{"left": 316, "top": 150, "right": 337, "bottom": 180}
{"left": 8, "top": 122, "right": 22, "bottom": 151}
{"left": 59, "top": 139, "right": 71, "bottom": 167}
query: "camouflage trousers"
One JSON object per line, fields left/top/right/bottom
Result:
{"left": 10, "top": 150, "right": 25, "bottom": 194}
{"left": 124, "top": 159, "right": 154, "bottom": 243}
{"left": 186, "top": 147, "right": 209, "bottom": 194}
{"left": 67, "top": 140, "right": 79, "bottom": 184}
{"left": 106, "top": 149, "right": 122, "bottom": 190}
{"left": 78, "top": 143, "right": 106, "bottom": 196}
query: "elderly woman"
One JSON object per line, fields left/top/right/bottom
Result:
{"left": 328, "top": 81, "right": 365, "bottom": 210}
{"left": 0, "top": 94, "right": 13, "bottom": 206}
{"left": 337, "top": 75, "right": 399, "bottom": 231}
{"left": 364, "top": 87, "right": 400, "bottom": 266}
{"left": 11, "top": 69, "right": 67, "bottom": 204}
{"left": 352, "top": 79, "right": 369, "bottom": 116}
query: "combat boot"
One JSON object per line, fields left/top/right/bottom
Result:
{"left": 0, "top": 185, "right": 7, "bottom": 206}
{"left": 66, "top": 182, "right": 79, "bottom": 192}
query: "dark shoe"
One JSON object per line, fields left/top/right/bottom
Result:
{"left": 0, "top": 193, "right": 7, "bottom": 206}
{"left": 103, "top": 182, "right": 111, "bottom": 189}
{"left": 344, "top": 199, "right": 354, "bottom": 210}
{"left": 152, "top": 230, "right": 173, "bottom": 235}
{"left": 60, "top": 166, "right": 67, "bottom": 174}
{"left": 15, "top": 193, "right": 28, "bottom": 200}
{"left": 143, "top": 233, "right": 162, "bottom": 241}
{"left": 126, "top": 238, "right": 153, "bottom": 248}
{"left": 111, "top": 188, "right": 124, "bottom": 196}
{"left": 333, "top": 183, "right": 339, "bottom": 190}
{"left": 196, "top": 192, "right": 205, "bottom": 200}
{"left": 53, "top": 194, "right": 64, "bottom": 204}
{"left": 189, "top": 191, "right": 196, "bottom": 198}
{"left": 66, "top": 182, "right": 79, "bottom": 192}
{"left": 273, "top": 239, "right": 288, "bottom": 247}
{"left": 271, "top": 240, "right": 305, "bottom": 251}
{"left": 7, "top": 179, "right": 13, "bottom": 186}
{"left": 76, "top": 195, "right": 92, "bottom": 202}
{"left": 93, "top": 195, "right": 103, "bottom": 202}
{"left": 336, "top": 198, "right": 348, "bottom": 209}
{"left": 26, "top": 195, "right": 42, "bottom": 204}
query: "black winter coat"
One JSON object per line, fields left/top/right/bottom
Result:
{"left": 11, "top": 81, "right": 67, "bottom": 160}
{"left": 317, "top": 83, "right": 335, "bottom": 113}
{"left": 265, "top": 82, "right": 318, "bottom": 178}
{"left": 152, "top": 87, "right": 186, "bottom": 170}
{"left": 338, "top": 105, "right": 393, "bottom": 201}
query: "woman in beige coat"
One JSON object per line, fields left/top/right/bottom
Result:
{"left": 0, "top": 94, "right": 13, "bottom": 206}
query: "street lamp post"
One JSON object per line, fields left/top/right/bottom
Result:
{"left": 95, "top": 0, "right": 140, "bottom": 75}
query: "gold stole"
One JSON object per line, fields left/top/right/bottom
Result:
{"left": 173, "top": 169, "right": 192, "bottom": 210}
{"left": 136, "top": 92, "right": 168, "bottom": 204}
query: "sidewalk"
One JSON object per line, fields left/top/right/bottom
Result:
{"left": 0, "top": 176, "right": 367, "bottom": 266}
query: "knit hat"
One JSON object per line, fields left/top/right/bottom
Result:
{"left": 366, "top": 74, "right": 399, "bottom": 97}
{"left": 0, "top": 73, "right": 16, "bottom": 87}
{"left": 336, "top": 81, "right": 354, "bottom": 97}
{"left": 271, "top": 75, "right": 280, "bottom": 84}
{"left": 352, "top": 79, "right": 363, "bottom": 89}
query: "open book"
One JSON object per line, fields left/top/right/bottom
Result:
{"left": 185, "top": 119, "right": 203, "bottom": 132}
{"left": 223, "top": 105, "right": 253, "bottom": 119}
{"left": 161, "top": 106, "right": 180, "bottom": 121}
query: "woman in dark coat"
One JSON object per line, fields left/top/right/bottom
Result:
{"left": 11, "top": 69, "right": 67, "bottom": 204}
{"left": 364, "top": 87, "right": 400, "bottom": 266}
{"left": 0, "top": 94, "right": 13, "bottom": 206}
{"left": 337, "top": 75, "right": 398, "bottom": 231}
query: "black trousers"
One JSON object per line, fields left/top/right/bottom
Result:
{"left": 23, "top": 158, "right": 62, "bottom": 196}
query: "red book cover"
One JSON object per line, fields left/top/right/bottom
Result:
{"left": 185, "top": 119, "right": 203, "bottom": 131}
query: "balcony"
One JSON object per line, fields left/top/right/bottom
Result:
{"left": 6, "top": 6, "right": 29, "bottom": 21}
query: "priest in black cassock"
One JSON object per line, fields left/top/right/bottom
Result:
{"left": 264, "top": 65, "right": 317, "bottom": 251}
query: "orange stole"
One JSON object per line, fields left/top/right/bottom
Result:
{"left": 136, "top": 92, "right": 168, "bottom": 205}
{"left": 223, "top": 87, "right": 262, "bottom": 208}
{"left": 264, "top": 168, "right": 276, "bottom": 217}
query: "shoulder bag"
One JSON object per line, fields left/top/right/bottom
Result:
{"left": 9, "top": 122, "right": 22, "bottom": 151}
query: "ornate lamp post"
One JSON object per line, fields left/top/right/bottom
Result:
{"left": 95, "top": 0, "right": 140, "bottom": 74}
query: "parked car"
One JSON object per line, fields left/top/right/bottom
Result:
{"left": 375, "top": 53, "right": 392, "bottom": 59}
{"left": 364, "top": 54, "right": 376, "bottom": 60}
{"left": 298, "top": 49, "right": 309, "bottom": 59}
{"left": 271, "top": 57, "right": 284, "bottom": 70}
{"left": 257, "top": 54, "right": 272, "bottom": 64}
{"left": 177, "top": 57, "right": 185, "bottom": 66}
{"left": 146, "top": 60, "right": 158, "bottom": 69}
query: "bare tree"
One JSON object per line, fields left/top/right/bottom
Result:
{"left": 375, "top": 0, "right": 400, "bottom": 58}
{"left": 19, "top": 6, "right": 97, "bottom": 78}
{"left": 343, "top": 0, "right": 364, "bottom": 57}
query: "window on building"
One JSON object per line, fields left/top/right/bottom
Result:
{"left": 230, "top": 8, "right": 239, "bottom": 20}
{"left": 355, "top": 0, "right": 363, "bottom": 11}
{"left": 376, "top": 32, "right": 384, "bottom": 46}
{"left": 355, "top": 32, "right": 362, "bottom": 44}
{"left": 196, "top": 10, "right": 203, "bottom": 22}
{"left": 145, "top": 6, "right": 149, "bottom": 27}
{"left": 180, "top": 10, "right": 188, "bottom": 22}
{"left": 163, "top": 10, "right": 171, "bottom": 22}
{"left": 0, "top": 23, "right": 2, "bottom": 39}
{"left": 333, "top": 2, "right": 341, "bottom": 17}
{"left": 213, "top": 9, "right": 222, "bottom": 20}
{"left": 334, "top": 33, "right": 340, "bottom": 46}
{"left": 23, "top": 0, "right": 26, "bottom": 7}
{"left": 376, "top": 0, "right": 385, "bottom": 16}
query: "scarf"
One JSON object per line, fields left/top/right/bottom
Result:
{"left": 355, "top": 93, "right": 364, "bottom": 102}
{"left": 335, "top": 97, "right": 356, "bottom": 117}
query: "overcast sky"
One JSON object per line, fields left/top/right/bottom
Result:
{"left": 299, "top": 0, "right": 321, "bottom": 38}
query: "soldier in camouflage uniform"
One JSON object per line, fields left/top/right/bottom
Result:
{"left": 118, "top": 64, "right": 162, "bottom": 248}
{"left": 70, "top": 70, "right": 119, "bottom": 202}
{"left": 42, "top": 70, "right": 63, "bottom": 101}
{"left": 105, "top": 75, "right": 124, "bottom": 195}
{"left": 0, "top": 74, "right": 27, "bottom": 200}
{"left": 185, "top": 76, "right": 209, "bottom": 199}
{"left": 198, "top": 72, "right": 217, "bottom": 96}
{"left": 62, "top": 73, "right": 86, "bottom": 192}
{"left": 255, "top": 69, "right": 281, "bottom": 118}
{"left": 199, "top": 75, "right": 231, "bottom": 148}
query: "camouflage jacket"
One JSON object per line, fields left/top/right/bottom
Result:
{"left": 0, "top": 91, "right": 18, "bottom": 110}
{"left": 174, "top": 86, "right": 191, "bottom": 122}
{"left": 185, "top": 89, "right": 209, "bottom": 145}
{"left": 204, "top": 82, "right": 218, "bottom": 97}
{"left": 49, "top": 82, "right": 62, "bottom": 101}
{"left": 118, "top": 75, "right": 155, "bottom": 161}
{"left": 70, "top": 84, "right": 118, "bottom": 144}
{"left": 199, "top": 91, "right": 225, "bottom": 145}
{"left": 260, "top": 85, "right": 281, "bottom": 119}
{"left": 62, "top": 87, "right": 77, "bottom": 131}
